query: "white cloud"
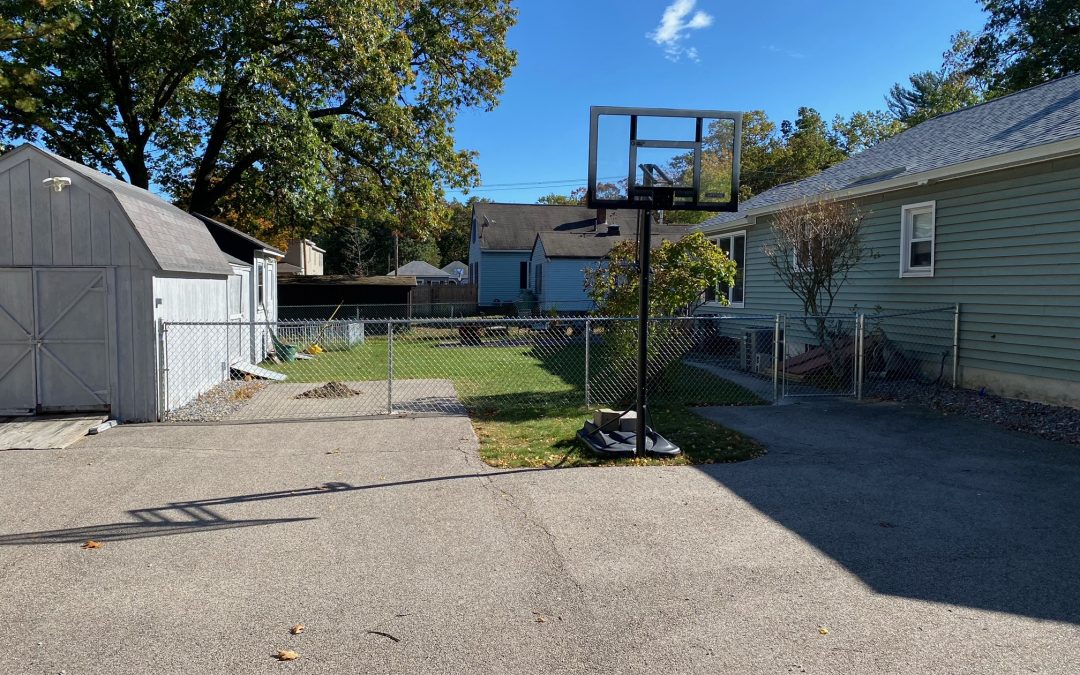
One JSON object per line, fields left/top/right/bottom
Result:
{"left": 647, "top": 0, "right": 714, "bottom": 62}
{"left": 764, "top": 44, "right": 805, "bottom": 60}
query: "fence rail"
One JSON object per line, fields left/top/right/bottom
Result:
{"left": 159, "top": 306, "right": 959, "bottom": 423}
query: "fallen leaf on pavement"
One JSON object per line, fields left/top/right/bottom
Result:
{"left": 290, "top": 624, "right": 305, "bottom": 635}
{"left": 275, "top": 649, "right": 299, "bottom": 661}
{"left": 81, "top": 540, "right": 103, "bottom": 549}
{"left": 818, "top": 626, "right": 829, "bottom": 635}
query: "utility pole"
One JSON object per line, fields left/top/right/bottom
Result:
{"left": 393, "top": 232, "right": 400, "bottom": 273}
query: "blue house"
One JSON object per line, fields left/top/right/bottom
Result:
{"left": 529, "top": 227, "right": 685, "bottom": 313}
{"left": 469, "top": 203, "right": 684, "bottom": 312}
{"left": 467, "top": 203, "right": 625, "bottom": 308}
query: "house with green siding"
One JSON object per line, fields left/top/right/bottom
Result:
{"left": 696, "top": 72, "right": 1080, "bottom": 407}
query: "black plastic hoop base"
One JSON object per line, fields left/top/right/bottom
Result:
{"left": 576, "top": 420, "right": 682, "bottom": 458}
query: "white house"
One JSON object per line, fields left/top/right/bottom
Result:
{"left": 281, "top": 238, "right": 325, "bottom": 275}
{"left": 0, "top": 144, "right": 279, "bottom": 421}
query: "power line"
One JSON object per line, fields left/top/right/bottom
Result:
{"left": 448, "top": 174, "right": 624, "bottom": 192}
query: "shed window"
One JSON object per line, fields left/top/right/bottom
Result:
{"left": 709, "top": 232, "right": 746, "bottom": 307}
{"left": 900, "top": 202, "right": 935, "bottom": 277}
{"left": 228, "top": 275, "right": 243, "bottom": 318}
{"left": 256, "top": 262, "right": 266, "bottom": 306}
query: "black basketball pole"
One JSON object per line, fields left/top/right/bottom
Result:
{"left": 635, "top": 207, "right": 651, "bottom": 458}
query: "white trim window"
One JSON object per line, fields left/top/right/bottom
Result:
{"left": 900, "top": 201, "right": 936, "bottom": 277}
{"left": 227, "top": 274, "right": 243, "bottom": 318}
{"left": 708, "top": 231, "right": 746, "bottom": 307}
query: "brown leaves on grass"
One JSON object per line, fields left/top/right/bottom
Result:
{"left": 81, "top": 540, "right": 103, "bottom": 549}
{"left": 275, "top": 649, "right": 299, "bottom": 661}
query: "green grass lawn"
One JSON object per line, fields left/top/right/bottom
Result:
{"left": 270, "top": 330, "right": 766, "bottom": 467}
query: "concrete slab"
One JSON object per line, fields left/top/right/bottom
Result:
{"left": 0, "top": 414, "right": 106, "bottom": 450}
{"left": 1, "top": 401, "right": 1079, "bottom": 673}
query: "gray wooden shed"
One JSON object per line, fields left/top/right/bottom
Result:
{"left": 0, "top": 144, "right": 234, "bottom": 421}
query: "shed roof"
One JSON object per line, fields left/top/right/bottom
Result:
{"left": 193, "top": 212, "right": 284, "bottom": 259}
{"left": 700, "top": 71, "right": 1080, "bottom": 229}
{"left": 473, "top": 203, "right": 639, "bottom": 251}
{"left": 19, "top": 145, "right": 232, "bottom": 275}
{"left": 388, "top": 260, "right": 451, "bottom": 277}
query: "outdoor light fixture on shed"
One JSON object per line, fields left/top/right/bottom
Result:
{"left": 42, "top": 176, "right": 72, "bottom": 192}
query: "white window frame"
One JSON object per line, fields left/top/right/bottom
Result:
{"left": 900, "top": 201, "right": 936, "bottom": 278}
{"left": 227, "top": 274, "right": 244, "bottom": 319}
{"left": 709, "top": 231, "right": 746, "bottom": 308}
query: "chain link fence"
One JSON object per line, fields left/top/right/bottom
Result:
{"left": 158, "top": 306, "right": 959, "bottom": 423}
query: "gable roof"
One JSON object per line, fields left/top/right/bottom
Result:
{"left": 535, "top": 226, "right": 687, "bottom": 259}
{"left": 388, "top": 260, "right": 451, "bottom": 277}
{"left": 699, "top": 71, "right": 1080, "bottom": 229}
{"left": 474, "top": 203, "right": 639, "bottom": 251}
{"left": 442, "top": 260, "right": 468, "bottom": 275}
{"left": 15, "top": 145, "right": 233, "bottom": 275}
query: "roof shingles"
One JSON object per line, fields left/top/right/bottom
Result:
{"left": 700, "top": 71, "right": 1080, "bottom": 229}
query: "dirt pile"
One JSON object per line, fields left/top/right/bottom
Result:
{"left": 295, "top": 381, "right": 362, "bottom": 399}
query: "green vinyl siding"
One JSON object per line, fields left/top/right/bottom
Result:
{"left": 699, "top": 154, "right": 1080, "bottom": 387}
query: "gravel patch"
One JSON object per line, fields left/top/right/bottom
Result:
{"left": 162, "top": 380, "right": 268, "bottom": 422}
{"left": 869, "top": 380, "right": 1080, "bottom": 446}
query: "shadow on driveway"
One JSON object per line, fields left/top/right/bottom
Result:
{"left": 696, "top": 400, "right": 1080, "bottom": 625}
{"left": 0, "top": 471, "right": 545, "bottom": 546}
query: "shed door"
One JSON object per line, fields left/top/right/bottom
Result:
{"left": 0, "top": 269, "right": 36, "bottom": 414}
{"left": 33, "top": 269, "right": 111, "bottom": 412}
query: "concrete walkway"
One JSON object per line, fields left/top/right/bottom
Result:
{"left": 1, "top": 402, "right": 1078, "bottom": 673}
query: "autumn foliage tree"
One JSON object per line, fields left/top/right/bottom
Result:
{"left": 0, "top": 0, "right": 517, "bottom": 239}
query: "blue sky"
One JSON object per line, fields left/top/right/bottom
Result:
{"left": 445, "top": 0, "right": 989, "bottom": 204}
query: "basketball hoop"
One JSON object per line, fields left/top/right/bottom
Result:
{"left": 579, "top": 106, "right": 743, "bottom": 458}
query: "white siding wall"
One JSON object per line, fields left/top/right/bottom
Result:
{"left": 153, "top": 274, "right": 230, "bottom": 412}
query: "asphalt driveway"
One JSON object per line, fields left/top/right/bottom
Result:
{"left": 1, "top": 401, "right": 1079, "bottom": 673}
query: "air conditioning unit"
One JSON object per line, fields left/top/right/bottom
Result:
{"left": 739, "top": 328, "right": 777, "bottom": 372}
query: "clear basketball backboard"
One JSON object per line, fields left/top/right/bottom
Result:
{"left": 587, "top": 106, "right": 742, "bottom": 212}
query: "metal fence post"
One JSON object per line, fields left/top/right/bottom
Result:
{"left": 158, "top": 320, "right": 169, "bottom": 419}
{"left": 855, "top": 313, "right": 865, "bottom": 400}
{"left": 584, "top": 318, "right": 591, "bottom": 408}
{"left": 781, "top": 314, "right": 789, "bottom": 399}
{"left": 386, "top": 320, "right": 394, "bottom": 414}
{"left": 772, "top": 314, "right": 781, "bottom": 403}
{"left": 952, "top": 303, "right": 960, "bottom": 388}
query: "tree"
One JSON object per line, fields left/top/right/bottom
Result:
{"left": 763, "top": 199, "right": 872, "bottom": 361}
{"left": 585, "top": 231, "right": 736, "bottom": 317}
{"left": 439, "top": 197, "right": 487, "bottom": 264}
{"left": 584, "top": 231, "right": 736, "bottom": 398}
{"left": 537, "top": 193, "right": 581, "bottom": 205}
{"left": 968, "top": 0, "right": 1080, "bottom": 93}
{"left": 830, "top": 110, "right": 905, "bottom": 155}
{"left": 887, "top": 32, "right": 986, "bottom": 126}
{"left": 0, "top": 0, "right": 517, "bottom": 237}
{"left": 536, "top": 182, "right": 620, "bottom": 206}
